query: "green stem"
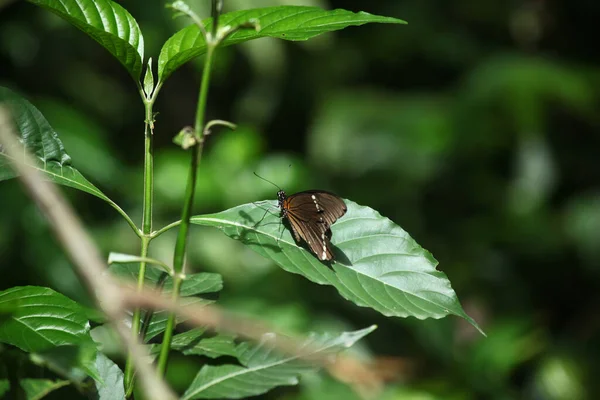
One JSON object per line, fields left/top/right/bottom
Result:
{"left": 124, "top": 98, "right": 155, "bottom": 397}
{"left": 107, "top": 200, "right": 142, "bottom": 237}
{"left": 124, "top": 236, "right": 150, "bottom": 396}
{"left": 142, "top": 103, "right": 154, "bottom": 234}
{"left": 150, "top": 220, "right": 181, "bottom": 239}
{"left": 156, "top": 44, "right": 216, "bottom": 377}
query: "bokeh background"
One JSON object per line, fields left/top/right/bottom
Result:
{"left": 1, "top": 0, "right": 599, "bottom": 399}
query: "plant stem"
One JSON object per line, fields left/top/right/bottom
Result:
{"left": 156, "top": 43, "right": 216, "bottom": 377}
{"left": 124, "top": 98, "right": 155, "bottom": 396}
{"left": 142, "top": 103, "right": 154, "bottom": 235}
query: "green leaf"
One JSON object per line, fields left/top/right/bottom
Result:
{"left": 27, "top": 0, "right": 144, "bottom": 81}
{"left": 158, "top": 6, "right": 406, "bottom": 82}
{"left": 0, "top": 286, "right": 99, "bottom": 382}
{"left": 0, "top": 87, "right": 137, "bottom": 232}
{"left": 181, "top": 326, "right": 376, "bottom": 400}
{"left": 94, "top": 353, "right": 126, "bottom": 400}
{"left": 109, "top": 264, "right": 222, "bottom": 340}
{"left": 0, "top": 286, "right": 96, "bottom": 353}
{"left": 109, "top": 263, "right": 223, "bottom": 296}
{"left": 191, "top": 200, "right": 482, "bottom": 333}
{"left": 108, "top": 252, "right": 172, "bottom": 274}
{"left": 143, "top": 57, "right": 155, "bottom": 98}
{"left": 20, "top": 379, "right": 70, "bottom": 400}
{"left": 150, "top": 328, "right": 237, "bottom": 359}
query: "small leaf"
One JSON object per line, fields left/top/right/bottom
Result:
{"left": 143, "top": 57, "right": 155, "bottom": 98}
{"left": 181, "top": 326, "right": 376, "bottom": 400}
{"left": 109, "top": 263, "right": 223, "bottom": 295}
{"left": 0, "top": 286, "right": 96, "bottom": 353}
{"left": 191, "top": 200, "right": 482, "bottom": 333}
{"left": 0, "top": 87, "right": 135, "bottom": 228}
{"left": 20, "top": 379, "right": 70, "bottom": 400}
{"left": 27, "top": 0, "right": 144, "bottom": 81}
{"left": 143, "top": 297, "right": 214, "bottom": 342}
{"left": 158, "top": 6, "right": 406, "bottom": 82}
{"left": 94, "top": 353, "right": 126, "bottom": 400}
{"left": 108, "top": 252, "right": 171, "bottom": 274}
{"left": 109, "top": 264, "right": 222, "bottom": 340}
{"left": 150, "top": 328, "right": 237, "bottom": 359}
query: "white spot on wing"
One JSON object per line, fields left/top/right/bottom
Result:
{"left": 312, "top": 195, "right": 321, "bottom": 211}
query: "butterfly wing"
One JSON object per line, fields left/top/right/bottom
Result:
{"left": 285, "top": 211, "right": 335, "bottom": 261}
{"left": 283, "top": 191, "right": 347, "bottom": 261}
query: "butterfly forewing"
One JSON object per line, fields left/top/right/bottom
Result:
{"left": 280, "top": 190, "right": 347, "bottom": 261}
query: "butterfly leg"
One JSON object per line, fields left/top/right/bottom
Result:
{"left": 252, "top": 201, "right": 280, "bottom": 218}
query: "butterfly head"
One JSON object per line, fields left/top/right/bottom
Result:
{"left": 277, "top": 190, "right": 287, "bottom": 209}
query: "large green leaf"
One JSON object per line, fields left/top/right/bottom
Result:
{"left": 27, "top": 0, "right": 144, "bottom": 81}
{"left": 93, "top": 353, "right": 125, "bottom": 400}
{"left": 158, "top": 6, "right": 406, "bottom": 82}
{"left": 109, "top": 264, "right": 223, "bottom": 341}
{"left": 181, "top": 326, "right": 376, "bottom": 400}
{"left": 0, "top": 287, "right": 99, "bottom": 382}
{"left": 0, "top": 286, "right": 95, "bottom": 353}
{"left": 191, "top": 200, "right": 482, "bottom": 333}
{"left": 0, "top": 87, "right": 135, "bottom": 229}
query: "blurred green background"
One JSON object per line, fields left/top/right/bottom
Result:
{"left": 1, "top": 0, "right": 600, "bottom": 399}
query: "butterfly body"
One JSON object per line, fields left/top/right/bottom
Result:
{"left": 277, "top": 189, "right": 347, "bottom": 261}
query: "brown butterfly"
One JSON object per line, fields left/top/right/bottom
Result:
{"left": 277, "top": 189, "right": 347, "bottom": 261}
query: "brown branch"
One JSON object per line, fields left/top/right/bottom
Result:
{"left": 0, "top": 107, "right": 176, "bottom": 400}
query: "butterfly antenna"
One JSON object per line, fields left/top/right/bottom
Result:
{"left": 287, "top": 163, "right": 293, "bottom": 185}
{"left": 253, "top": 171, "right": 282, "bottom": 190}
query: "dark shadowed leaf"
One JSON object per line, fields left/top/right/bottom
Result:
{"left": 29, "top": 345, "right": 100, "bottom": 383}
{"left": 158, "top": 6, "right": 405, "bottom": 82}
{"left": 181, "top": 326, "right": 375, "bottom": 399}
{"left": 20, "top": 379, "right": 70, "bottom": 400}
{"left": 191, "top": 200, "right": 482, "bottom": 333}
{"left": 27, "top": 0, "right": 144, "bottom": 81}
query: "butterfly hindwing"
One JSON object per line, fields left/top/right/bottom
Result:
{"left": 286, "top": 211, "right": 334, "bottom": 261}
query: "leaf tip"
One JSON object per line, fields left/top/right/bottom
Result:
{"left": 465, "top": 316, "right": 486, "bottom": 337}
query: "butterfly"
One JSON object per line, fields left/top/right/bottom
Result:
{"left": 277, "top": 189, "right": 347, "bottom": 261}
